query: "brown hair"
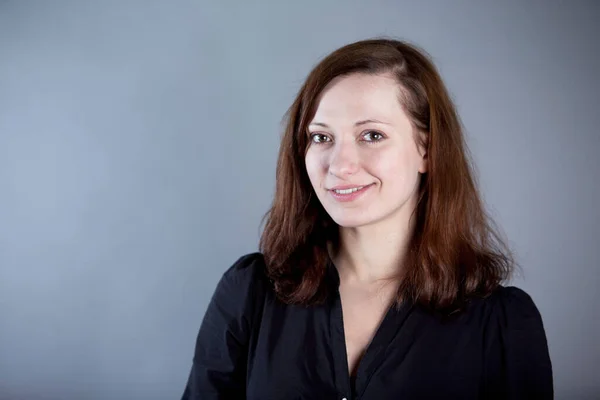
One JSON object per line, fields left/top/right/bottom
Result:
{"left": 259, "top": 37, "right": 516, "bottom": 313}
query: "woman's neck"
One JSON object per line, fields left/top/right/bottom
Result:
{"left": 331, "top": 212, "right": 416, "bottom": 285}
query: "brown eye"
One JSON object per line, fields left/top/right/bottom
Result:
{"left": 363, "top": 131, "right": 385, "bottom": 142}
{"left": 310, "top": 133, "right": 331, "bottom": 143}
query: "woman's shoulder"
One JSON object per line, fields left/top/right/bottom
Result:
{"left": 202, "top": 253, "right": 271, "bottom": 326}
{"left": 214, "top": 252, "right": 270, "bottom": 299}
{"left": 222, "top": 252, "right": 268, "bottom": 279}
{"left": 485, "top": 285, "right": 542, "bottom": 318}
{"left": 473, "top": 285, "right": 548, "bottom": 336}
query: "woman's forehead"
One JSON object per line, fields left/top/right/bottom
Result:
{"left": 311, "top": 74, "right": 405, "bottom": 126}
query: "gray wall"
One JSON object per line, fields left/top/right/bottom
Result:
{"left": 0, "top": 1, "right": 598, "bottom": 399}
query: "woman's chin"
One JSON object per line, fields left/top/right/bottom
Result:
{"left": 329, "top": 214, "right": 375, "bottom": 229}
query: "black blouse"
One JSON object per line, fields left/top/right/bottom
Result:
{"left": 182, "top": 253, "right": 553, "bottom": 399}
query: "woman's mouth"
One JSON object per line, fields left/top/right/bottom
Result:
{"left": 328, "top": 184, "right": 374, "bottom": 202}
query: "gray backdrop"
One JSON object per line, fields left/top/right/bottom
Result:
{"left": 0, "top": 1, "right": 598, "bottom": 399}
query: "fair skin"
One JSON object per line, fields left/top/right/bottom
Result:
{"left": 305, "top": 72, "right": 428, "bottom": 376}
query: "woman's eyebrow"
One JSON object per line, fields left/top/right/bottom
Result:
{"left": 355, "top": 118, "right": 391, "bottom": 126}
{"left": 309, "top": 118, "right": 391, "bottom": 128}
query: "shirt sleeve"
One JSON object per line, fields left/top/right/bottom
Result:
{"left": 181, "top": 253, "right": 265, "bottom": 400}
{"left": 482, "top": 286, "right": 554, "bottom": 399}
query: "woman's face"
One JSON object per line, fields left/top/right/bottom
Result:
{"left": 305, "top": 72, "right": 427, "bottom": 229}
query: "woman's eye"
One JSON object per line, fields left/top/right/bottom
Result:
{"left": 310, "top": 133, "right": 331, "bottom": 143}
{"left": 363, "top": 131, "right": 384, "bottom": 142}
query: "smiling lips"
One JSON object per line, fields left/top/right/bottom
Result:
{"left": 328, "top": 183, "right": 374, "bottom": 202}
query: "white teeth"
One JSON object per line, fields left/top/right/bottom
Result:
{"left": 334, "top": 186, "right": 364, "bottom": 194}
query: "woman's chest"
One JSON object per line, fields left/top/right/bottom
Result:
{"left": 245, "top": 301, "right": 485, "bottom": 399}
{"left": 339, "top": 287, "right": 395, "bottom": 378}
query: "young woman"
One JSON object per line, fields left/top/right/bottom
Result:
{"left": 182, "top": 38, "right": 553, "bottom": 399}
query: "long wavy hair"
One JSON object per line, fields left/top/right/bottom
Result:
{"left": 259, "top": 38, "right": 516, "bottom": 313}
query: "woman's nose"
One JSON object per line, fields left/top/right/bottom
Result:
{"left": 328, "top": 141, "right": 360, "bottom": 177}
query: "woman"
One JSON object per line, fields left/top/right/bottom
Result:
{"left": 182, "top": 38, "right": 553, "bottom": 399}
